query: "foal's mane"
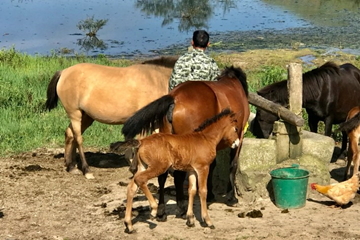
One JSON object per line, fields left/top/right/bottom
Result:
{"left": 218, "top": 66, "right": 248, "bottom": 96}
{"left": 257, "top": 61, "right": 340, "bottom": 104}
{"left": 194, "top": 108, "right": 233, "bottom": 132}
{"left": 141, "top": 56, "right": 179, "bottom": 69}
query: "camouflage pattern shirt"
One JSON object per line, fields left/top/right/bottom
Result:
{"left": 168, "top": 48, "right": 221, "bottom": 91}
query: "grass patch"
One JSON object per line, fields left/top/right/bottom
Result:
{"left": 0, "top": 47, "right": 130, "bottom": 156}
{"left": 1, "top": 46, "right": 359, "bottom": 156}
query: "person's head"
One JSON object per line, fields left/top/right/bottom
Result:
{"left": 192, "top": 30, "right": 210, "bottom": 49}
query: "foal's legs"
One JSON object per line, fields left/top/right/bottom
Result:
{"left": 124, "top": 177, "right": 138, "bottom": 233}
{"left": 197, "top": 167, "right": 214, "bottom": 229}
{"left": 125, "top": 167, "right": 163, "bottom": 233}
{"left": 345, "top": 132, "right": 360, "bottom": 180}
{"left": 185, "top": 172, "right": 197, "bottom": 227}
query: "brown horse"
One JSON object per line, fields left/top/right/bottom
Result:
{"left": 45, "top": 56, "right": 177, "bottom": 179}
{"left": 111, "top": 108, "right": 243, "bottom": 233}
{"left": 339, "top": 106, "right": 360, "bottom": 180}
{"left": 122, "top": 66, "right": 249, "bottom": 220}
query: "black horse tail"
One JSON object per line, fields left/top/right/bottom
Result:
{"left": 122, "top": 94, "right": 175, "bottom": 140}
{"left": 45, "top": 71, "right": 62, "bottom": 111}
{"left": 338, "top": 111, "right": 360, "bottom": 133}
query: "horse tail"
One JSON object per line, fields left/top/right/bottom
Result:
{"left": 338, "top": 111, "right": 360, "bottom": 133}
{"left": 122, "top": 94, "right": 175, "bottom": 139}
{"left": 45, "top": 71, "right": 62, "bottom": 111}
{"left": 109, "top": 139, "right": 140, "bottom": 176}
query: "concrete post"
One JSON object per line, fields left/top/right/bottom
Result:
{"left": 287, "top": 63, "right": 303, "bottom": 158}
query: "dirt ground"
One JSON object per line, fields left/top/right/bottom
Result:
{"left": 1, "top": 147, "right": 360, "bottom": 240}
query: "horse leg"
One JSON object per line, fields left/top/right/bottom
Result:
{"left": 344, "top": 138, "right": 353, "bottom": 180}
{"left": 207, "top": 159, "right": 216, "bottom": 202}
{"left": 156, "top": 171, "right": 169, "bottom": 222}
{"left": 351, "top": 133, "right": 360, "bottom": 177}
{"left": 69, "top": 112, "right": 94, "bottom": 179}
{"left": 307, "top": 114, "right": 319, "bottom": 133}
{"left": 340, "top": 131, "right": 348, "bottom": 158}
{"left": 197, "top": 168, "right": 214, "bottom": 229}
{"left": 124, "top": 177, "right": 138, "bottom": 234}
{"left": 64, "top": 125, "right": 79, "bottom": 174}
{"left": 135, "top": 169, "right": 160, "bottom": 220}
{"left": 173, "top": 170, "right": 187, "bottom": 219}
{"left": 185, "top": 172, "right": 197, "bottom": 227}
{"left": 226, "top": 148, "right": 239, "bottom": 206}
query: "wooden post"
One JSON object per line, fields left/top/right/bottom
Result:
{"left": 287, "top": 63, "right": 303, "bottom": 159}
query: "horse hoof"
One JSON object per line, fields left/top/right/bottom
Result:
{"left": 85, "top": 173, "right": 95, "bottom": 179}
{"left": 124, "top": 222, "right": 135, "bottom": 234}
{"left": 125, "top": 228, "right": 136, "bottom": 234}
{"left": 176, "top": 212, "right": 187, "bottom": 220}
{"left": 200, "top": 221, "right": 215, "bottom": 229}
{"left": 68, "top": 168, "right": 82, "bottom": 175}
{"left": 156, "top": 213, "right": 167, "bottom": 222}
{"left": 226, "top": 197, "right": 239, "bottom": 207}
{"left": 186, "top": 221, "right": 195, "bottom": 228}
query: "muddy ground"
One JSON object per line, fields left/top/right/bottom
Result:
{"left": 1, "top": 147, "right": 360, "bottom": 240}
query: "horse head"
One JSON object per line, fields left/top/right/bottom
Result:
{"left": 224, "top": 110, "right": 245, "bottom": 148}
{"left": 252, "top": 108, "right": 279, "bottom": 138}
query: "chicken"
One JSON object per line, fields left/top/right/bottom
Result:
{"left": 310, "top": 173, "right": 360, "bottom": 206}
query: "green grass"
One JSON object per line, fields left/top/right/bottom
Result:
{"left": 0, "top": 47, "right": 130, "bottom": 156}
{"left": 1, "top": 46, "right": 352, "bottom": 156}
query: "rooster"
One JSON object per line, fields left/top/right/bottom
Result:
{"left": 310, "top": 173, "right": 360, "bottom": 207}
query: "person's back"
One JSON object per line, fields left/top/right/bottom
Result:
{"left": 169, "top": 30, "right": 220, "bottom": 91}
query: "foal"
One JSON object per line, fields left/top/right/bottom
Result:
{"left": 111, "top": 108, "right": 244, "bottom": 233}
{"left": 339, "top": 106, "right": 360, "bottom": 180}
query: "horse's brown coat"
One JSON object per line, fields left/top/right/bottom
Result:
{"left": 122, "top": 66, "right": 250, "bottom": 218}
{"left": 339, "top": 106, "right": 360, "bottom": 180}
{"left": 113, "top": 109, "right": 242, "bottom": 233}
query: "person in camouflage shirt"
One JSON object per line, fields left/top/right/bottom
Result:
{"left": 168, "top": 30, "right": 221, "bottom": 91}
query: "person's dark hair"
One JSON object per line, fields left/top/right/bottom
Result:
{"left": 192, "top": 30, "right": 210, "bottom": 48}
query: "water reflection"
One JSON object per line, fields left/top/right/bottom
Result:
{"left": 76, "top": 16, "right": 109, "bottom": 53}
{"left": 135, "top": 0, "right": 237, "bottom": 32}
{"left": 77, "top": 36, "right": 107, "bottom": 53}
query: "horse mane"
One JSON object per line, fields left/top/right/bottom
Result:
{"left": 218, "top": 66, "right": 248, "bottom": 96}
{"left": 257, "top": 61, "right": 341, "bottom": 104}
{"left": 141, "top": 56, "right": 179, "bottom": 69}
{"left": 194, "top": 108, "right": 233, "bottom": 132}
{"left": 257, "top": 80, "right": 289, "bottom": 105}
{"left": 302, "top": 61, "right": 340, "bottom": 101}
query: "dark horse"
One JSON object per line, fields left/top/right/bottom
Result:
{"left": 122, "top": 66, "right": 250, "bottom": 220}
{"left": 252, "top": 62, "right": 360, "bottom": 154}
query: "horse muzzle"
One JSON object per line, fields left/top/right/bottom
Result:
{"left": 231, "top": 138, "right": 240, "bottom": 148}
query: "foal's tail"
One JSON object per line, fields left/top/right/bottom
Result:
{"left": 45, "top": 71, "right": 62, "bottom": 111}
{"left": 110, "top": 139, "right": 140, "bottom": 175}
{"left": 122, "top": 94, "right": 175, "bottom": 139}
{"left": 338, "top": 111, "right": 360, "bottom": 133}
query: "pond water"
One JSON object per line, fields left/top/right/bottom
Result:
{"left": 1, "top": 0, "right": 360, "bottom": 58}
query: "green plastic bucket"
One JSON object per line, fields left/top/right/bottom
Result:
{"left": 270, "top": 165, "right": 309, "bottom": 209}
